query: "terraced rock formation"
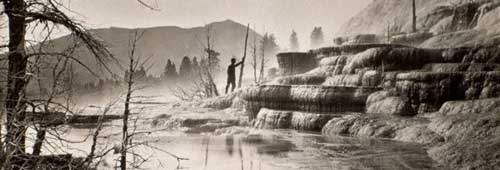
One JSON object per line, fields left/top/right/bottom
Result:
{"left": 236, "top": 1, "right": 500, "bottom": 169}
{"left": 240, "top": 43, "right": 500, "bottom": 170}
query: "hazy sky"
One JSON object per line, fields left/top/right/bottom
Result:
{"left": 64, "top": 0, "right": 370, "bottom": 50}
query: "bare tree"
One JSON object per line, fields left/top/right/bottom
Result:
{"left": 0, "top": 0, "right": 118, "bottom": 168}
{"left": 118, "top": 29, "right": 189, "bottom": 169}
{"left": 251, "top": 27, "right": 259, "bottom": 84}
{"left": 259, "top": 35, "right": 266, "bottom": 83}
{"left": 120, "top": 30, "right": 143, "bottom": 170}
{"left": 0, "top": 0, "right": 168, "bottom": 169}
{"left": 237, "top": 24, "right": 250, "bottom": 88}
{"left": 204, "top": 25, "right": 220, "bottom": 96}
{"left": 258, "top": 33, "right": 278, "bottom": 83}
{"left": 170, "top": 25, "right": 221, "bottom": 100}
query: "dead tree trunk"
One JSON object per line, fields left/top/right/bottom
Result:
{"left": 4, "top": 0, "right": 28, "bottom": 168}
{"left": 205, "top": 26, "right": 219, "bottom": 96}
{"left": 121, "top": 30, "right": 140, "bottom": 170}
{"left": 121, "top": 57, "right": 133, "bottom": 170}
{"left": 252, "top": 30, "right": 258, "bottom": 84}
{"left": 258, "top": 37, "right": 266, "bottom": 83}
{"left": 238, "top": 24, "right": 250, "bottom": 88}
{"left": 31, "top": 130, "right": 46, "bottom": 156}
{"left": 412, "top": 0, "right": 417, "bottom": 33}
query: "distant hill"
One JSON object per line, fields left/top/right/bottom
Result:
{"left": 42, "top": 19, "right": 264, "bottom": 83}
{"left": 337, "top": 0, "right": 500, "bottom": 48}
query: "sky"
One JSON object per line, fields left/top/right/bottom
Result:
{"left": 62, "top": 0, "right": 371, "bottom": 50}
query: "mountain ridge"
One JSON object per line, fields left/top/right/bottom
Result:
{"left": 43, "top": 19, "right": 265, "bottom": 83}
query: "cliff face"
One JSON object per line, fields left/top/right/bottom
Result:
{"left": 338, "top": 0, "right": 500, "bottom": 48}
{"left": 338, "top": 0, "right": 447, "bottom": 35}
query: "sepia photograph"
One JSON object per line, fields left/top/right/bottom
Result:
{"left": 0, "top": 0, "right": 500, "bottom": 169}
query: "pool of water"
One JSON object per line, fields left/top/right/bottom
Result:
{"left": 42, "top": 102, "right": 442, "bottom": 170}
{"left": 123, "top": 130, "right": 441, "bottom": 170}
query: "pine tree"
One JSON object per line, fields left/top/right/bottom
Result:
{"left": 264, "top": 34, "right": 279, "bottom": 56}
{"left": 179, "top": 56, "right": 193, "bottom": 78}
{"left": 163, "top": 59, "right": 178, "bottom": 80}
{"left": 171, "top": 63, "right": 178, "bottom": 77}
{"left": 192, "top": 56, "right": 200, "bottom": 73}
{"left": 259, "top": 33, "right": 279, "bottom": 82}
{"left": 310, "top": 27, "right": 324, "bottom": 48}
{"left": 290, "top": 30, "right": 300, "bottom": 51}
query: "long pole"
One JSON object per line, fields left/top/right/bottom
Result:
{"left": 412, "top": 0, "right": 417, "bottom": 33}
{"left": 252, "top": 28, "right": 257, "bottom": 84}
{"left": 238, "top": 24, "right": 250, "bottom": 88}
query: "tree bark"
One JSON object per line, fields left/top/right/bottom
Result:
{"left": 121, "top": 32, "right": 137, "bottom": 170}
{"left": 121, "top": 70, "right": 132, "bottom": 170}
{"left": 4, "top": 0, "right": 28, "bottom": 168}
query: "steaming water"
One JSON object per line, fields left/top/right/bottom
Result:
{"left": 45, "top": 97, "right": 441, "bottom": 170}
{"left": 144, "top": 132, "right": 440, "bottom": 170}
{"left": 53, "top": 123, "right": 441, "bottom": 170}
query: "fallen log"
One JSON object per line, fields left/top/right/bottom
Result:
{"left": 26, "top": 111, "right": 122, "bottom": 127}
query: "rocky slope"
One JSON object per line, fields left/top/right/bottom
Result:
{"left": 338, "top": 0, "right": 500, "bottom": 48}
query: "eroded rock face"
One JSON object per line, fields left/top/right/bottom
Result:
{"left": 254, "top": 108, "right": 341, "bottom": 132}
{"left": 418, "top": 98, "right": 500, "bottom": 170}
{"left": 423, "top": 63, "right": 499, "bottom": 73}
{"left": 387, "top": 71, "right": 500, "bottom": 114}
{"left": 242, "top": 85, "right": 380, "bottom": 119}
{"left": 342, "top": 47, "right": 444, "bottom": 74}
{"left": 310, "top": 44, "right": 407, "bottom": 59}
{"left": 277, "top": 52, "right": 317, "bottom": 76}
{"left": 243, "top": 42, "right": 500, "bottom": 170}
{"left": 394, "top": 125, "right": 444, "bottom": 145}
{"left": 254, "top": 109, "right": 293, "bottom": 129}
{"left": 366, "top": 96, "right": 415, "bottom": 116}
{"left": 390, "top": 32, "right": 434, "bottom": 45}
{"left": 201, "top": 90, "right": 243, "bottom": 109}
{"left": 321, "top": 113, "right": 445, "bottom": 145}
{"left": 322, "top": 114, "right": 429, "bottom": 139}
{"left": 290, "top": 112, "right": 341, "bottom": 131}
{"left": 271, "top": 75, "right": 327, "bottom": 85}
{"left": 438, "top": 98, "right": 500, "bottom": 115}
{"left": 339, "top": 0, "right": 500, "bottom": 48}
{"left": 333, "top": 34, "right": 381, "bottom": 46}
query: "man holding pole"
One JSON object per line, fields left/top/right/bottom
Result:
{"left": 226, "top": 58, "right": 243, "bottom": 94}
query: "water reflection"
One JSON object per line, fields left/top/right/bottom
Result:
{"left": 225, "top": 136, "right": 234, "bottom": 156}
{"left": 202, "top": 137, "right": 209, "bottom": 170}
{"left": 148, "top": 130, "right": 442, "bottom": 170}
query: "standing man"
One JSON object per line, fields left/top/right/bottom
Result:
{"left": 226, "top": 58, "right": 243, "bottom": 94}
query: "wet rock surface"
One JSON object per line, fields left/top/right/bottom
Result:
{"left": 254, "top": 108, "right": 342, "bottom": 131}
{"left": 427, "top": 100, "right": 500, "bottom": 170}
{"left": 240, "top": 41, "right": 500, "bottom": 170}
{"left": 242, "top": 85, "right": 380, "bottom": 119}
{"left": 149, "top": 103, "right": 248, "bottom": 134}
{"left": 321, "top": 114, "right": 432, "bottom": 140}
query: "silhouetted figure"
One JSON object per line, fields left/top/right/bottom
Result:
{"left": 226, "top": 58, "right": 243, "bottom": 94}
